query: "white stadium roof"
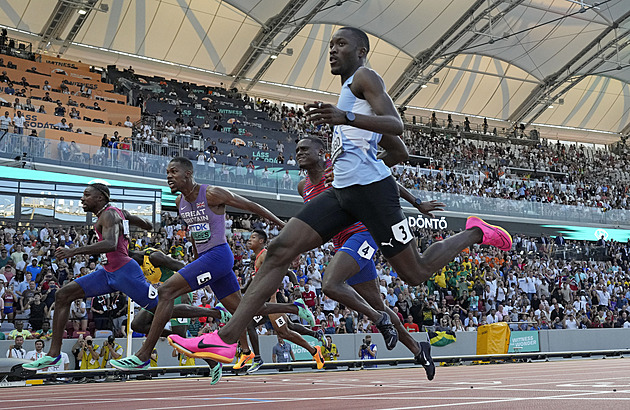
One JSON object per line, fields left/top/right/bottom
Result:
{"left": 1, "top": 0, "right": 629, "bottom": 143}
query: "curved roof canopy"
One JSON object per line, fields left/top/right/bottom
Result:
{"left": 1, "top": 0, "right": 629, "bottom": 142}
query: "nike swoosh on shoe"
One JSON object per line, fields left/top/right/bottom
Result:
{"left": 198, "top": 340, "right": 232, "bottom": 349}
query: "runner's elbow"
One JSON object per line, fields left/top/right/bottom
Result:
{"left": 389, "top": 149, "right": 408, "bottom": 165}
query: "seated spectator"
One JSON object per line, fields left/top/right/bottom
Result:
{"left": 8, "top": 320, "right": 33, "bottom": 340}
{"left": 54, "top": 118, "right": 70, "bottom": 130}
{"left": 54, "top": 102, "right": 66, "bottom": 117}
{"left": 23, "top": 98, "right": 35, "bottom": 112}
{"left": 25, "top": 339, "right": 46, "bottom": 362}
{"left": 34, "top": 320, "right": 52, "bottom": 340}
{"left": 5, "top": 334, "right": 26, "bottom": 358}
{"left": 4, "top": 81, "right": 14, "bottom": 95}
{"left": 323, "top": 313, "right": 336, "bottom": 334}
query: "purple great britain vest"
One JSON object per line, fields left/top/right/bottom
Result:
{"left": 178, "top": 184, "right": 226, "bottom": 253}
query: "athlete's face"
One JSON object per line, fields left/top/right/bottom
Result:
{"left": 247, "top": 233, "right": 264, "bottom": 250}
{"left": 296, "top": 139, "right": 322, "bottom": 169}
{"left": 329, "top": 29, "right": 365, "bottom": 76}
{"left": 166, "top": 162, "right": 191, "bottom": 194}
{"left": 80, "top": 187, "right": 102, "bottom": 213}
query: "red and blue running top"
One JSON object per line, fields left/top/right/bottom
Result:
{"left": 302, "top": 171, "right": 368, "bottom": 251}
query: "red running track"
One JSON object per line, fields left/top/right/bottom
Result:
{"left": 3, "top": 358, "right": 630, "bottom": 409}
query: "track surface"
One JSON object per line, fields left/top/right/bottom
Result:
{"left": 3, "top": 358, "right": 630, "bottom": 409}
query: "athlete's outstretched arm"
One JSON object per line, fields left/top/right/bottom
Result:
{"left": 397, "top": 183, "right": 445, "bottom": 218}
{"left": 207, "top": 186, "right": 285, "bottom": 228}
{"left": 122, "top": 209, "right": 153, "bottom": 231}
{"left": 149, "top": 251, "right": 185, "bottom": 272}
{"left": 55, "top": 211, "right": 119, "bottom": 259}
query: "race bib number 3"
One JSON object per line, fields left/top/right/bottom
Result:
{"left": 392, "top": 219, "right": 413, "bottom": 244}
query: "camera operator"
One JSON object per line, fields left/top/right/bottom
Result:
{"left": 100, "top": 335, "right": 123, "bottom": 368}
{"left": 358, "top": 334, "right": 377, "bottom": 367}
{"left": 72, "top": 334, "right": 100, "bottom": 370}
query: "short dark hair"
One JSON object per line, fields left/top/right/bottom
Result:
{"left": 169, "top": 156, "right": 194, "bottom": 174}
{"left": 299, "top": 136, "right": 325, "bottom": 149}
{"left": 89, "top": 183, "right": 110, "bottom": 201}
{"left": 339, "top": 27, "right": 370, "bottom": 53}
{"left": 252, "top": 229, "right": 267, "bottom": 243}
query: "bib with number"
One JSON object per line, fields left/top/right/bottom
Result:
{"left": 331, "top": 127, "right": 344, "bottom": 163}
{"left": 189, "top": 222, "right": 211, "bottom": 243}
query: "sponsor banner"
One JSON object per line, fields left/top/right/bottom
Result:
{"left": 36, "top": 54, "right": 91, "bottom": 73}
{"left": 508, "top": 330, "right": 539, "bottom": 353}
{"left": 407, "top": 215, "right": 448, "bottom": 231}
{"left": 290, "top": 335, "right": 319, "bottom": 361}
{"left": 543, "top": 225, "right": 630, "bottom": 242}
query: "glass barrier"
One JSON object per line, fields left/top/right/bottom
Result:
{"left": 1, "top": 133, "right": 627, "bottom": 226}
{"left": 0, "top": 133, "right": 305, "bottom": 195}
{"left": 407, "top": 188, "right": 630, "bottom": 226}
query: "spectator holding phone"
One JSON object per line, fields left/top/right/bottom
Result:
{"left": 70, "top": 298, "right": 87, "bottom": 332}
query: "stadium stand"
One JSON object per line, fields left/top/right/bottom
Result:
{"left": 0, "top": 23, "right": 628, "bottom": 376}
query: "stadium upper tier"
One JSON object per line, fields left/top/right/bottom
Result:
{"left": 0, "top": 49, "right": 628, "bottom": 217}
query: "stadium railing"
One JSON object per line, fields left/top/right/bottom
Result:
{"left": 1, "top": 132, "right": 628, "bottom": 225}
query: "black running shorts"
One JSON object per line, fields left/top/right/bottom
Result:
{"left": 295, "top": 175, "right": 413, "bottom": 258}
